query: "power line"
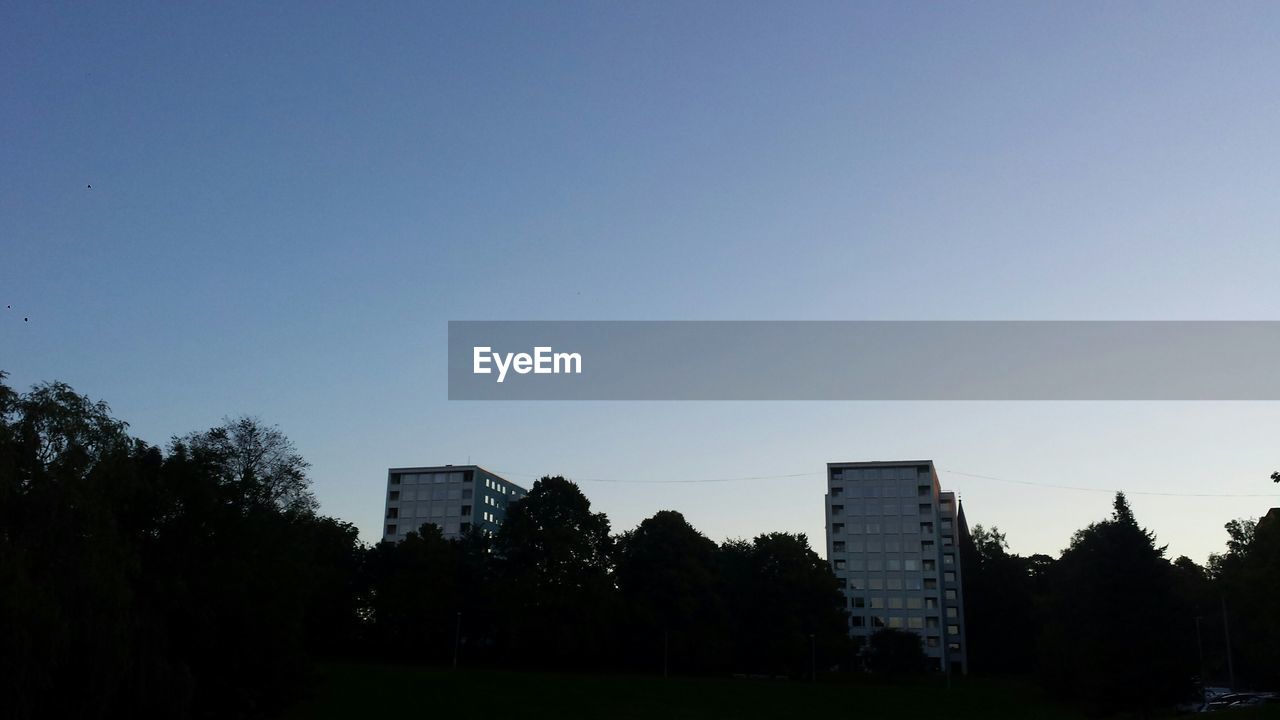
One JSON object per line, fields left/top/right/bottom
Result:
{"left": 940, "top": 469, "right": 1280, "bottom": 498}
{"left": 484, "top": 465, "right": 1280, "bottom": 499}
{"left": 488, "top": 466, "right": 819, "bottom": 481}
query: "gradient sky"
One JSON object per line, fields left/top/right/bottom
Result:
{"left": 4, "top": 2, "right": 1280, "bottom": 563}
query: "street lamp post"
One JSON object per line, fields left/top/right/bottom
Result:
{"left": 453, "top": 611, "right": 462, "bottom": 669}
{"left": 1194, "top": 616, "right": 1207, "bottom": 708}
{"left": 809, "top": 633, "right": 816, "bottom": 683}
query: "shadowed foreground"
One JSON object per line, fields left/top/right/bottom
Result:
{"left": 281, "top": 663, "right": 1280, "bottom": 720}
{"left": 282, "top": 663, "right": 1079, "bottom": 719}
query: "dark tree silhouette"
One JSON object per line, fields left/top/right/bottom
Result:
{"left": 864, "top": 628, "right": 927, "bottom": 674}
{"left": 493, "top": 475, "right": 617, "bottom": 666}
{"left": 614, "top": 510, "right": 725, "bottom": 672}
{"left": 959, "top": 524, "right": 1042, "bottom": 674}
{"left": 179, "top": 416, "right": 318, "bottom": 514}
{"left": 0, "top": 374, "right": 364, "bottom": 720}
{"left": 1039, "top": 493, "right": 1190, "bottom": 712}
{"left": 1211, "top": 512, "right": 1280, "bottom": 688}
{"left": 717, "top": 532, "right": 849, "bottom": 676}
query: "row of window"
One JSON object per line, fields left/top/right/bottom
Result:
{"left": 830, "top": 466, "right": 931, "bottom": 482}
{"left": 386, "top": 503, "right": 473, "bottom": 520}
{"left": 483, "top": 477, "right": 523, "bottom": 500}
{"left": 847, "top": 578, "right": 959, "bottom": 593}
{"left": 389, "top": 487, "right": 472, "bottom": 502}
{"left": 830, "top": 483, "right": 933, "bottom": 499}
{"left": 834, "top": 538, "right": 954, "bottom": 554}
{"left": 385, "top": 520, "right": 469, "bottom": 536}
{"left": 831, "top": 501, "right": 939, "bottom": 517}
{"left": 832, "top": 549, "right": 955, "bottom": 566}
{"left": 391, "top": 472, "right": 467, "bottom": 485}
{"left": 849, "top": 617, "right": 961, "bottom": 639}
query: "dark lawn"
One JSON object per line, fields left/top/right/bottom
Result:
{"left": 282, "top": 662, "right": 1067, "bottom": 719}
{"left": 281, "top": 662, "right": 1280, "bottom": 720}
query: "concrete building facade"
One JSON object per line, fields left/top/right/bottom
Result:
{"left": 382, "top": 465, "right": 527, "bottom": 542}
{"left": 824, "top": 460, "right": 969, "bottom": 674}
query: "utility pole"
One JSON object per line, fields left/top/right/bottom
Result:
{"left": 1194, "top": 617, "right": 1207, "bottom": 708}
{"left": 809, "top": 633, "right": 816, "bottom": 682}
{"left": 453, "top": 611, "right": 462, "bottom": 669}
{"left": 1221, "top": 597, "right": 1235, "bottom": 691}
{"left": 663, "top": 630, "right": 669, "bottom": 679}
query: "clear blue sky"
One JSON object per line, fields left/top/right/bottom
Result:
{"left": 4, "top": 2, "right": 1280, "bottom": 562}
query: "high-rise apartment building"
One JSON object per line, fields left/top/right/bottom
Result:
{"left": 382, "top": 465, "right": 527, "bottom": 542}
{"left": 825, "top": 460, "right": 968, "bottom": 674}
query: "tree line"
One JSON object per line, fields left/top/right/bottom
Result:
{"left": 960, "top": 494, "right": 1280, "bottom": 713}
{"left": 3, "top": 374, "right": 1279, "bottom": 718}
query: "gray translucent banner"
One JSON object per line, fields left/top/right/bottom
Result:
{"left": 447, "top": 321, "right": 1280, "bottom": 400}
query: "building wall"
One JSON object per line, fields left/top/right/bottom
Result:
{"left": 382, "top": 465, "right": 526, "bottom": 542}
{"left": 825, "top": 460, "right": 969, "bottom": 674}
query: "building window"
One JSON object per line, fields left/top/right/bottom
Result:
{"left": 391, "top": 475, "right": 401, "bottom": 485}
{"left": 888, "top": 617, "right": 904, "bottom": 629}
{"left": 946, "top": 607, "right": 958, "bottom": 619}
{"left": 833, "top": 541, "right": 846, "bottom": 553}
{"left": 941, "top": 519, "right": 953, "bottom": 531}
{"left": 944, "top": 553, "right": 954, "bottom": 566}
{"left": 832, "top": 523, "right": 844, "bottom": 534}
{"left": 849, "top": 577, "right": 866, "bottom": 590}
{"left": 927, "top": 637, "right": 940, "bottom": 648}
{"left": 851, "top": 616, "right": 865, "bottom": 627}
{"left": 887, "top": 578, "right": 902, "bottom": 590}
{"left": 888, "top": 597, "right": 904, "bottom": 609}
{"left": 908, "top": 617, "right": 924, "bottom": 629}
{"left": 460, "top": 522, "right": 471, "bottom": 533}
{"left": 923, "top": 559, "right": 936, "bottom": 571}
{"left": 866, "top": 523, "right": 880, "bottom": 534}
{"left": 386, "top": 524, "right": 397, "bottom": 535}
{"left": 918, "top": 485, "right": 931, "bottom": 497}
{"left": 904, "top": 559, "right": 919, "bottom": 571}
{"left": 389, "top": 490, "right": 400, "bottom": 501}
{"left": 462, "top": 488, "right": 472, "bottom": 499}
{"left": 871, "top": 616, "right": 886, "bottom": 628}
{"left": 869, "top": 579, "right": 884, "bottom": 590}
{"left": 919, "top": 503, "right": 932, "bottom": 515}
{"left": 945, "top": 589, "right": 957, "bottom": 600}
{"left": 869, "top": 597, "right": 885, "bottom": 609}
{"left": 831, "top": 504, "right": 844, "bottom": 514}
{"left": 949, "top": 642, "right": 961, "bottom": 652}
{"left": 921, "top": 522, "right": 934, "bottom": 535}
{"left": 852, "top": 597, "right": 866, "bottom": 608}
{"left": 386, "top": 507, "right": 398, "bottom": 519}
{"left": 831, "top": 486, "right": 844, "bottom": 497}
{"left": 461, "top": 505, "right": 471, "bottom": 516}
{"left": 926, "top": 597, "right": 938, "bottom": 609}
{"left": 924, "top": 578, "right": 938, "bottom": 590}
{"left": 907, "top": 597, "right": 923, "bottom": 610}
{"left": 944, "top": 571, "right": 956, "bottom": 582}
{"left": 926, "top": 617, "right": 940, "bottom": 629}
{"left": 947, "top": 625, "right": 960, "bottom": 636}
{"left": 834, "top": 559, "right": 846, "bottom": 571}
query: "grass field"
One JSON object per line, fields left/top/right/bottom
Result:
{"left": 276, "top": 662, "right": 1274, "bottom": 720}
